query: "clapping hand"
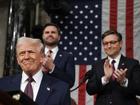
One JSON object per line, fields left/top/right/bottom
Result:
{"left": 104, "top": 59, "right": 114, "bottom": 80}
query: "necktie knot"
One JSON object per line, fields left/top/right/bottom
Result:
{"left": 48, "top": 50, "right": 52, "bottom": 53}
{"left": 27, "top": 77, "right": 34, "bottom": 83}
{"left": 111, "top": 60, "right": 116, "bottom": 65}
{"left": 111, "top": 60, "right": 116, "bottom": 70}
{"left": 47, "top": 50, "right": 53, "bottom": 57}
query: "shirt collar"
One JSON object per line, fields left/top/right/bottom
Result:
{"left": 108, "top": 53, "right": 121, "bottom": 64}
{"left": 32, "top": 70, "right": 43, "bottom": 83}
{"left": 21, "top": 72, "right": 28, "bottom": 84}
{"left": 21, "top": 70, "right": 43, "bottom": 84}
{"left": 45, "top": 46, "right": 58, "bottom": 55}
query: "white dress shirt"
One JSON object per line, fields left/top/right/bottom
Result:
{"left": 45, "top": 46, "right": 59, "bottom": 60}
{"left": 44, "top": 46, "right": 58, "bottom": 73}
{"left": 102, "top": 54, "right": 128, "bottom": 87}
{"left": 108, "top": 54, "right": 121, "bottom": 70}
{"left": 20, "top": 70, "right": 43, "bottom": 101}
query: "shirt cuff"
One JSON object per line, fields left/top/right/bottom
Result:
{"left": 49, "top": 65, "right": 55, "bottom": 73}
{"left": 101, "top": 76, "right": 109, "bottom": 85}
{"left": 120, "top": 78, "right": 128, "bottom": 87}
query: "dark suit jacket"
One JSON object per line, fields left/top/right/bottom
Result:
{"left": 49, "top": 50, "right": 75, "bottom": 88}
{"left": 0, "top": 72, "right": 71, "bottom": 105}
{"left": 86, "top": 55, "right": 140, "bottom": 105}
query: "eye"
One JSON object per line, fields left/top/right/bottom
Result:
{"left": 26, "top": 50, "right": 36, "bottom": 55}
{"left": 45, "top": 31, "right": 49, "bottom": 34}
{"left": 103, "top": 40, "right": 119, "bottom": 46}
{"left": 19, "top": 51, "right": 25, "bottom": 56}
{"left": 51, "top": 31, "right": 57, "bottom": 34}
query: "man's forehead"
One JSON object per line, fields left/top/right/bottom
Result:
{"left": 44, "top": 26, "right": 57, "bottom": 30}
{"left": 104, "top": 34, "right": 118, "bottom": 39}
{"left": 18, "top": 42, "right": 37, "bottom": 47}
{"left": 18, "top": 44, "right": 38, "bottom": 51}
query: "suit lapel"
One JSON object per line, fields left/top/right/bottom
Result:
{"left": 100, "top": 58, "right": 107, "bottom": 76}
{"left": 101, "top": 56, "right": 127, "bottom": 76}
{"left": 35, "top": 74, "right": 55, "bottom": 105}
{"left": 118, "top": 55, "right": 127, "bottom": 70}
{"left": 54, "top": 50, "right": 63, "bottom": 64}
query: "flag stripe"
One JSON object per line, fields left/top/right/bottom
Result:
{"left": 102, "top": 0, "right": 110, "bottom": 34}
{"left": 86, "top": 65, "right": 94, "bottom": 105}
{"left": 117, "top": 0, "right": 126, "bottom": 55}
{"left": 78, "top": 65, "right": 86, "bottom": 105}
{"left": 126, "top": 0, "right": 134, "bottom": 57}
{"left": 110, "top": 0, "right": 118, "bottom": 29}
{"left": 101, "top": 0, "right": 110, "bottom": 58}
{"left": 134, "top": 0, "right": 140, "bottom": 61}
{"left": 71, "top": 65, "right": 93, "bottom": 105}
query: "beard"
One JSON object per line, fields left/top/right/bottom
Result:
{"left": 44, "top": 40, "right": 59, "bottom": 46}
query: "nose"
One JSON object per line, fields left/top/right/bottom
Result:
{"left": 24, "top": 52, "right": 30, "bottom": 59}
{"left": 107, "top": 43, "right": 112, "bottom": 47}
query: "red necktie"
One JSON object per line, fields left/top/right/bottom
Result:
{"left": 111, "top": 60, "right": 116, "bottom": 80}
{"left": 24, "top": 77, "right": 34, "bottom": 99}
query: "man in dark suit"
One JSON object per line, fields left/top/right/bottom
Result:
{"left": 86, "top": 30, "right": 140, "bottom": 105}
{"left": 0, "top": 37, "right": 71, "bottom": 105}
{"left": 42, "top": 23, "right": 75, "bottom": 88}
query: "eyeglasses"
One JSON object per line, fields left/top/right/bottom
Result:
{"left": 103, "top": 40, "right": 119, "bottom": 46}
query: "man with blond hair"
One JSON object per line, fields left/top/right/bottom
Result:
{"left": 0, "top": 37, "right": 71, "bottom": 105}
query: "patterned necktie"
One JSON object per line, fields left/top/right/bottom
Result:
{"left": 111, "top": 60, "right": 116, "bottom": 80}
{"left": 24, "top": 77, "right": 34, "bottom": 99}
{"left": 47, "top": 50, "right": 53, "bottom": 58}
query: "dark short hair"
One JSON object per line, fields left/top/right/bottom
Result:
{"left": 42, "top": 23, "right": 61, "bottom": 35}
{"left": 102, "top": 30, "right": 122, "bottom": 41}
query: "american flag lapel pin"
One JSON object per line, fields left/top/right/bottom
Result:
{"left": 46, "top": 87, "right": 51, "bottom": 91}
{"left": 59, "top": 54, "right": 62, "bottom": 57}
{"left": 121, "top": 63, "right": 126, "bottom": 69}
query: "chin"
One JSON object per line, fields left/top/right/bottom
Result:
{"left": 107, "top": 53, "right": 114, "bottom": 57}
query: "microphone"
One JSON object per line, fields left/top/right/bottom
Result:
{"left": 70, "top": 70, "right": 93, "bottom": 92}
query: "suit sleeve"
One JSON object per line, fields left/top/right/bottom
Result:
{"left": 86, "top": 66, "right": 104, "bottom": 95}
{"left": 123, "top": 60, "right": 140, "bottom": 95}
{"left": 60, "top": 84, "right": 71, "bottom": 105}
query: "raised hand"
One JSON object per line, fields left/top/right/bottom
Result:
{"left": 104, "top": 59, "right": 114, "bottom": 80}
{"left": 113, "top": 68, "right": 128, "bottom": 84}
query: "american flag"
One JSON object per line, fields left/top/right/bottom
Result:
{"left": 51, "top": 0, "right": 140, "bottom": 105}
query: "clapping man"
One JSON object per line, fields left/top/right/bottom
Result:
{"left": 86, "top": 30, "right": 140, "bottom": 105}
{"left": 42, "top": 23, "right": 75, "bottom": 88}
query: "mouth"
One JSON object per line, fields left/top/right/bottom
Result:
{"left": 47, "top": 37, "right": 54, "bottom": 40}
{"left": 22, "top": 60, "right": 33, "bottom": 65}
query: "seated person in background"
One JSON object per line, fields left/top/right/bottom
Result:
{"left": 86, "top": 30, "right": 140, "bottom": 105}
{"left": 0, "top": 37, "right": 71, "bottom": 105}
